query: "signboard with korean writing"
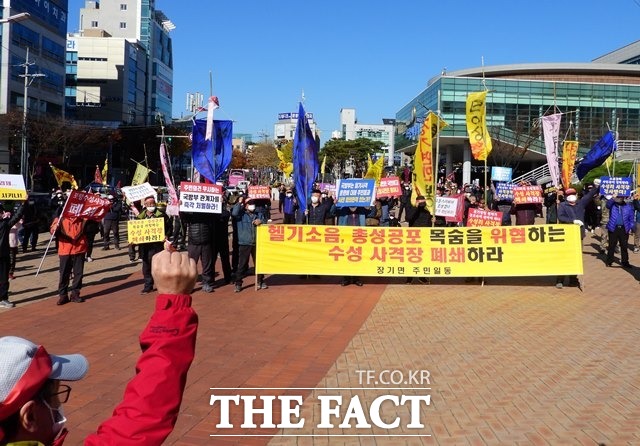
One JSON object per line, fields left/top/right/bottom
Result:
{"left": 435, "top": 196, "right": 460, "bottom": 217}
{"left": 127, "top": 218, "right": 165, "bottom": 244}
{"left": 494, "top": 182, "right": 514, "bottom": 200}
{"left": 248, "top": 185, "right": 271, "bottom": 200}
{"left": 512, "top": 185, "right": 543, "bottom": 204}
{"left": 62, "top": 190, "right": 110, "bottom": 221}
{"left": 376, "top": 176, "right": 402, "bottom": 198}
{"left": 256, "top": 225, "right": 582, "bottom": 277}
{"left": 599, "top": 176, "right": 633, "bottom": 197}
{"left": 466, "top": 208, "right": 503, "bottom": 227}
{"left": 0, "top": 174, "right": 27, "bottom": 200}
{"left": 318, "top": 183, "right": 337, "bottom": 195}
{"left": 121, "top": 182, "right": 157, "bottom": 204}
{"left": 491, "top": 166, "right": 513, "bottom": 182}
{"left": 179, "top": 182, "right": 223, "bottom": 214}
{"left": 335, "top": 179, "right": 375, "bottom": 207}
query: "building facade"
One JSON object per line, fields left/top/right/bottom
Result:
{"left": 0, "top": 0, "right": 68, "bottom": 173}
{"left": 395, "top": 42, "right": 640, "bottom": 186}
{"left": 72, "top": 0, "right": 174, "bottom": 125}
{"left": 274, "top": 111, "right": 319, "bottom": 143}
{"left": 337, "top": 108, "right": 396, "bottom": 166}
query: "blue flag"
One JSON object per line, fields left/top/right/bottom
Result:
{"left": 191, "top": 119, "right": 233, "bottom": 183}
{"left": 576, "top": 131, "right": 617, "bottom": 180}
{"left": 293, "top": 102, "right": 319, "bottom": 211}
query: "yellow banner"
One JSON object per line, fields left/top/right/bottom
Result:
{"left": 131, "top": 163, "right": 150, "bottom": 186}
{"left": 0, "top": 174, "right": 27, "bottom": 200}
{"left": 49, "top": 163, "right": 78, "bottom": 190}
{"left": 127, "top": 218, "right": 165, "bottom": 244}
{"left": 101, "top": 157, "right": 108, "bottom": 186}
{"left": 411, "top": 112, "right": 447, "bottom": 213}
{"left": 276, "top": 148, "right": 293, "bottom": 177}
{"left": 561, "top": 140, "right": 579, "bottom": 188}
{"left": 256, "top": 224, "right": 583, "bottom": 277}
{"left": 466, "top": 91, "right": 492, "bottom": 161}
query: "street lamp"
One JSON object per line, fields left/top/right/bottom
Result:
{"left": 0, "top": 12, "right": 30, "bottom": 24}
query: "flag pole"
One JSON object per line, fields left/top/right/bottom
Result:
{"left": 35, "top": 193, "right": 72, "bottom": 277}
{"left": 434, "top": 89, "right": 442, "bottom": 224}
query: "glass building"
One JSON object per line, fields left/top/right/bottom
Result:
{"left": 395, "top": 42, "right": 640, "bottom": 186}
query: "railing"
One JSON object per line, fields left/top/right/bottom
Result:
{"left": 511, "top": 163, "right": 551, "bottom": 185}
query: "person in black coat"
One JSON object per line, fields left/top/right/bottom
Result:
{"left": 102, "top": 195, "right": 123, "bottom": 250}
{"left": 212, "top": 203, "right": 232, "bottom": 287}
{"left": 0, "top": 200, "right": 25, "bottom": 308}
{"left": 182, "top": 210, "right": 214, "bottom": 293}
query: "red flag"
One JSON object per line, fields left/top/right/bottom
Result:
{"left": 94, "top": 165, "right": 103, "bottom": 184}
{"left": 62, "top": 190, "right": 111, "bottom": 221}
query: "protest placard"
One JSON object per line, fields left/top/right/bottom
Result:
{"left": 127, "top": 218, "right": 165, "bottom": 244}
{"left": 179, "top": 182, "right": 223, "bottom": 214}
{"left": 599, "top": 176, "right": 633, "bottom": 197}
{"left": 376, "top": 176, "right": 402, "bottom": 198}
{"left": 512, "top": 185, "right": 543, "bottom": 204}
{"left": 335, "top": 179, "right": 375, "bottom": 207}
{"left": 0, "top": 174, "right": 27, "bottom": 200}
{"left": 121, "top": 182, "right": 157, "bottom": 203}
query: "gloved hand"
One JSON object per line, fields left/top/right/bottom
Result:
{"left": 593, "top": 178, "right": 601, "bottom": 186}
{"left": 573, "top": 220, "right": 584, "bottom": 226}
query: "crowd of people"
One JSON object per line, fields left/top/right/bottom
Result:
{"left": 1, "top": 177, "right": 639, "bottom": 309}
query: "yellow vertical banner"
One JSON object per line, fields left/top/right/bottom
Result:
{"left": 466, "top": 91, "right": 492, "bottom": 161}
{"left": 131, "top": 163, "right": 150, "bottom": 186}
{"left": 561, "top": 140, "right": 579, "bottom": 188}
{"left": 411, "top": 112, "right": 447, "bottom": 214}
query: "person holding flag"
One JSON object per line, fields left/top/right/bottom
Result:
{"left": 50, "top": 207, "right": 88, "bottom": 305}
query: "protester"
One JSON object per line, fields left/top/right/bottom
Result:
{"left": 605, "top": 194, "right": 634, "bottom": 268}
{"left": 278, "top": 184, "right": 286, "bottom": 213}
{"left": 633, "top": 192, "right": 640, "bottom": 254}
{"left": 136, "top": 196, "right": 171, "bottom": 294}
{"left": 232, "top": 197, "right": 268, "bottom": 292}
{"left": 8, "top": 215, "right": 22, "bottom": 281}
{"left": 544, "top": 188, "right": 559, "bottom": 224}
{"left": 0, "top": 249, "right": 198, "bottom": 446}
{"left": 281, "top": 188, "right": 297, "bottom": 224}
{"left": 20, "top": 199, "right": 39, "bottom": 253}
{"left": 555, "top": 181, "right": 600, "bottom": 288}
{"left": 211, "top": 201, "right": 233, "bottom": 287}
{"left": 321, "top": 190, "right": 336, "bottom": 225}
{"left": 599, "top": 194, "right": 612, "bottom": 254}
{"left": 397, "top": 183, "right": 411, "bottom": 222}
{"left": 304, "top": 189, "right": 333, "bottom": 225}
{"left": 102, "top": 195, "right": 122, "bottom": 250}
{"left": 404, "top": 195, "right": 431, "bottom": 284}
{"left": 50, "top": 209, "right": 88, "bottom": 305}
{"left": 335, "top": 206, "right": 367, "bottom": 286}
{"left": 365, "top": 199, "right": 382, "bottom": 227}
{"left": 0, "top": 201, "right": 25, "bottom": 308}
{"left": 126, "top": 201, "right": 140, "bottom": 263}
{"left": 182, "top": 210, "right": 215, "bottom": 293}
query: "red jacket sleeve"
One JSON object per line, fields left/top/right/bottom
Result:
{"left": 85, "top": 294, "right": 198, "bottom": 446}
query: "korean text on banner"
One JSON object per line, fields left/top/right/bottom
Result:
{"left": 178, "top": 181, "right": 223, "bottom": 214}
{"left": 512, "top": 185, "right": 543, "bottom": 205}
{"left": 127, "top": 218, "right": 165, "bottom": 244}
{"left": 411, "top": 111, "right": 446, "bottom": 213}
{"left": 0, "top": 174, "right": 27, "bottom": 200}
{"left": 248, "top": 185, "right": 271, "bottom": 200}
{"left": 495, "top": 182, "right": 514, "bottom": 200}
{"left": 490, "top": 166, "right": 512, "bottom": 182}
{"left": 562, "top": 140, "right": 579, "bottom": 188}
{"left": 599, "top": 177, "right": 633, "bottom": 197}
{"left": 121, "top": 182, "right": 157, "bottom": 204}
{"left": 466, "top": 91, "right": 492, "bottom": 161}
{"left": 466, "top": 208, "right": 503, "bottom": 227}
{"left": 376, "top": 177, "right": 402, "bottom": 198}
{"left": 541, "top": 113, "right": 562, "bottom": 187}
{"left": 256, "top": 225, "right": 583, "bottom": 277}
{"left": 63, "top": 190, "right": 111, "bottom": 221}
{"left": 434, "top": 196, "right": 459, "bottom": 217}
{"left": 335, "top": 179, "right": 376, "bottom": 207}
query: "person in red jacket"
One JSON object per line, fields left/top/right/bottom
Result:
{"left": 0, "top": 250, "right": 198, "bottom": 446}
{"left": 50, "top": 215, "right": 88, "bottom": 305}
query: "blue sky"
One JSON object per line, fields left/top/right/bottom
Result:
{"left": 68, "top": 0, "right": 640, "bottom": 144}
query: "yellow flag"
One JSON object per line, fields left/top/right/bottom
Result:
{"left": 364, "top": 155, "right": 385, "bottom": 185}
{"left": 604, "top": 152, "right": 614, "bottom": 169}
{"left": 561, "top": 141, "right": 579, "bottom": 189}
{"left": 49, "top": 163, "right": 78, "bottom": 190}
{"left": 321, "top": 154, "right": 326, "bottom": 175}
{"left": 466, "top": 91, "right": 492, "bottom": 161}
{"left": 101, "top": 157, "right": 108, "bottom": 185}
{"left": 276, "top": 148, "right": 293, "bottom": 177}
{"left": 412, "top": 112, "right": 447, "bottom": 214}
{"left": 131, "top": 162, "right": 150, "bottom": 186}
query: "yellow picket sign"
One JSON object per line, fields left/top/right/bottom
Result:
{"left": 127, "top": 219, "right": 165, "bottom": 244}
{"left": 256, "top": 225, "right": 583, "bottom": 277}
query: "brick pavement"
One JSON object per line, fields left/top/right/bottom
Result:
{"left": 2, "top": 219, "right": 640, "bottom": 446}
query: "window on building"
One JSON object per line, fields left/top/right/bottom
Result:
{"left": 120, "top": 4, "right": 127, "bottom": 10}
{"left": 91, "top": 21, "right": 98, "bottom": 27}
{"left": 120, "top": 22, "right": 127, "bottom": 29}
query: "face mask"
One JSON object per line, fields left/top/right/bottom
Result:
{"left": 605, "top": 195, "right": 613, "bottom": 200}
{"left": 321, "top": 194, "right": 327, "bottom": 198}
{"left": 311, "top": 196, "right": 319, "bottom": 204}
{"left": 405, "top": 187, "right": 410, "bottom": 190}
{"left": 247, "top": 205, "right": 256, "bottom": 212}
{"left": 349, "top": 207, "right": 357, "bottom": 212}
{"left": 566, "top": 195, "right": 577, "bottom": 204}
{"left": 42, "top": 398, "right": 67, "bottom": 437}
{"left": 418, "top": 203, "right": 426, "bottom": 208}
{"left": 147, "top": 206, "right": 156, "bottom": 212}
{"left": 286, "top": 193, "right": 292, "bottom": 197}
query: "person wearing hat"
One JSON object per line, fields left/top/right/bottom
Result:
{"left": 136, "top": 196, "right": 171, "bottom": 294}
{"left": 0, "top": 200, "right": 26, "bottom": 308}
{"left": 0, "top": 250, "right": 198, "bottom": 446}
{"left": 555, "top": 179, "right": 601, "bottom": 288}
{"left": 101, "top": 194, "right": 122, "bottom": 251}
{"left": 604, "top": 194, "right": 634, "bottom": 268}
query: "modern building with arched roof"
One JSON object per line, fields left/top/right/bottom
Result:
{"left": 394, "top": 41, "right": 640, "bottom": 186}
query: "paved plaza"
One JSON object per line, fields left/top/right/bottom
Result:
{"left": 2, "top": 219, "right": 639, "bottom": 445}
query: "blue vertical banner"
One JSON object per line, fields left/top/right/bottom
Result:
{"left": 191, "top": 119, "right": 233, "bottom": 182}
{"left": 293, "top": 102, "right": 319, "bottom": 211}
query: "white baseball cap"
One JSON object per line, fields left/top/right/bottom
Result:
{"left": 0, "top": 336, "right": 88, "bottom": 420}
